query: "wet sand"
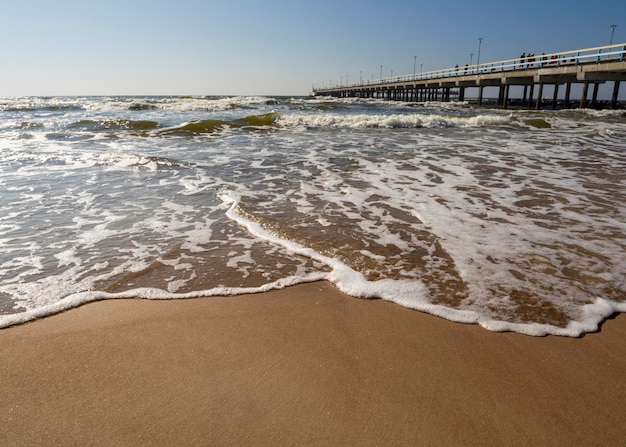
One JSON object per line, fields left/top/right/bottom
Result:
{"left": 1, "top": 281, "right": 625, "bottom": 446}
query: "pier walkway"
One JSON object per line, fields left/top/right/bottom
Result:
{"left": 313, "top": 44, "right": 626, "bottom": 109}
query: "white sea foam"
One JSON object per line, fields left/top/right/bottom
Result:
{"left": 277, "top": 112, "right": 511, "bottom": 129}
{"left": 217, "top": 193, "right": 626, "bottom": 337}
{"left": 1, "top": 96, "right": 624, "bottom": 336}
{"left": 84, "top": 96, "right": 275, "bottom": 113}
{"left": 0, "top": 275, "right": 327, "bottom": 330}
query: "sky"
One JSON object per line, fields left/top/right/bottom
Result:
{"left": 1, "top": 0, "right": 625, "bottom": 96}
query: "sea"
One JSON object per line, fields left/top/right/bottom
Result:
{"left": 0, "top": 95, "right": 624, "bottom": 336}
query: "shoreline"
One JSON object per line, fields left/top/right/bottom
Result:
{"left": 2, "top": 281, "right": 625, "bottom": 446}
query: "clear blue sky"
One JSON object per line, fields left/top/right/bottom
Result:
{"left": 1, "top": 0, "right": 625, "bottom": 96}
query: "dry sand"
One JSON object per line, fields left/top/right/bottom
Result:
{"left": 1, "top": 281, "right": 625, "bottom": 446}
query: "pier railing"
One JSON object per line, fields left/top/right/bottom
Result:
{"left": 318, "top": 43, "right": 626, "bottom": 91}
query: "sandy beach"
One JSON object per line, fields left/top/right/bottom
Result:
{"left": 1, "top": 281, "right": 625, "bottom": 446}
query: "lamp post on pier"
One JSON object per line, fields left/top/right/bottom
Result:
{"left": 413, "top": 56, "right": 417, "bottom": 77}
{"left": 477, "top": 37, "right": 483, "bottom": 68}
{"left": 610, "top": 25, "right": 617, "bottom": 45}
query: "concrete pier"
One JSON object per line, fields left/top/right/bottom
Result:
{"left": 313, "top": 44, "right": 626, "bottom": 109}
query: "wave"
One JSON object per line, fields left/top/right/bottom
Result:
{"left": 277, "top": 112, "right": 512, "bottom": 129}
{"left": 218, "top": 193, "right": 626, "bottom": 337}
{"left": 0, "top": 273, "right": 328, "bottom": 330}
{"left": 8, "top": 113, "right": 280, "bottom": 139}
{"left": 231, "top": 111, "right": 280, "bottom": 126}
{"left": 555, "top": 108, "right": 626, "bottom": 123}
{"left": 158, "top": 119, "right": 228, "bottom": 135}
{"left": 18, "top": 121, "right": 45, "bottom": 129}
{"left": 68, "top": 119, "right": 162, "bottom": 132}
{"left": 28, "top": 111, "right": 511, "bottom": 139}
{"left": 0, "top": 97, "right": 88, "bottom": 113}
{"left": 85, "top": 96, "right": 278, "bottom": 112}
{"left": 157, "top": 112, "right": 279, "bottom": 135}
{"left": 3, "top": 105, "right": 84, "bottom": 113}
{"left": 35, "top": 113, "right": 280, "bottom": 139}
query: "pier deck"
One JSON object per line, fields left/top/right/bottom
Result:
{"left": 313, "top": 44, "right": 626, "bottom": 109}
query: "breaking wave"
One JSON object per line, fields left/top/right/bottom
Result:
{"left": 157, "top": 112, "right": 280, "bottom": 135}
{"left": 277, "top": 112, "right": 512, "bottom": 128}
{"left": 86, "top": 96, "right": 278, "bottom": 112}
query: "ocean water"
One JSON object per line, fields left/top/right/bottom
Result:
{"left": 0, "top": 95, "right": 624, "bottom": 336}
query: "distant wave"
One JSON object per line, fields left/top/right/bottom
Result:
{"left": 86, "top": 96, "right": 279, "bottom": 112}
{"left": 1, "top": 103, "right": 84, "bottom": 113}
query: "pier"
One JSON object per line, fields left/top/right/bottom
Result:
{"left": 313, "top": 44, "right": 626, "bottom": 109}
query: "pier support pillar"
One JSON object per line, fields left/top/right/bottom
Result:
{"left": 505, "top": 85, "right": 510, "bottom": 109}
{"left": 564, "top": 83, "right": 572, "bottom": 108}
{"left": 591, "top": 82, "right": 600, "bottom": 109}
{"left": 502, "top": 85, "right": 510, "bottom": 109}
{"left": 522, "top": 85, "right": 528, "bottom": 106}
{"left": 591, "top": 83, "right": 599, "bottom": 108}
{"left": 478, "top": 86, "right": 484, "bottom": 106}
{"left": 611, "top": 81, "right": 621, "bottom": 109}
{"left": 580, "top": 81, "right": 589, "bottom": 108}
{"left": 527, "top": 84, "right": 535, "bottom": 109}
{"left": 459, "top": 87, "right": 465, "bottom": 102}
{"left": 535, "top": 83, "right": 544, "bottom": 110}
{"left": 552, "top": 84, "right": 560, "bottom": 109}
